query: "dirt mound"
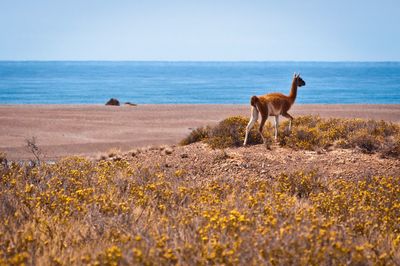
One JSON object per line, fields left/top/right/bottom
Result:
{"left": 105, "top": 142, "right": 399, "bottom": 181}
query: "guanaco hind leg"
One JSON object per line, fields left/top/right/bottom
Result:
{"left": 243, "top": 106, "right": 258, "bottom": 145}
{"left": 259, "top": 115, "right": 267, "bottom": 143}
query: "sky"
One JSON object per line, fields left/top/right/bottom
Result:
{"left": 0, "top": 0, "right": 399, "bottom": 61}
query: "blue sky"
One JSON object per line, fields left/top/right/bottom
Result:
{"left": 0, "top": 0, "right": 399, "bottom": 61}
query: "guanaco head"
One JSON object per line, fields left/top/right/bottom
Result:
{"left": 293, "top": 73, "right": 306, "bottom": 87}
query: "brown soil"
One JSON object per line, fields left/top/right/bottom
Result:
{"left": 115, "top": 142, "right": 400, "bottom": 180}
{"left": 1, "top": 104, "right": 399, "bottom": 160}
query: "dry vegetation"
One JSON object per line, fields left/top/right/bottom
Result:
{"left": 182, "top": 115, "right": 400, "bottom": 158}
{"left": 1, "top": 116, "right": 400, "bottom": 265}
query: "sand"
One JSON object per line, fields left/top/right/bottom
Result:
{"left": 1, "top": 104, "right": 399, "bottom": 160}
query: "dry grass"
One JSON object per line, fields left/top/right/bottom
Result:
{"left": 279, "top": 116, "right": 400, "bottom": 155}
{"left": 0, "top": 115, "right": 399, "bottom": 265}
{"left": 107, "top": 148, "right": 123, "bottom": 158}
{"left": 181, "top": 116, "right": 273, "bottom": 149}
{"left": 182, "top": 115, "right": 400, "bottom": 158}
{"left": 179, "top": 126, "right": 210, "bottom": 146}
{"left": 0, "top": 154, "right": 399, "bottom": 265}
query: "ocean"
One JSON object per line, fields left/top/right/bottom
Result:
{"left": 0, "top": 61, "right": 399, "bottom": 104}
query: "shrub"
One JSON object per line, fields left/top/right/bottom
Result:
{"left": 180, "top": 126, "right": 210, "bottom": 146}
{"left": 205, "top": 116, "right": 265, "bottom": 149}
{"left": 347, "top": 129, "right": 381, "bottom": 153}
{"left": 1, "top": 158, "right": 399, "bottom": 265}
{"left": 181, "top": 115, "right": 400, "bottom": 155}
{"left": 276, "top": 171, "right": 327, "bottom": 198}
{"left": 0, "top": 151, "right": 7, "bottom": 167}
{"left": 180, "top": 116, "right": 271, "bottom": 149}
{"left": 380, "top": 133, "right": 400, "bottom": 158}
{"left": 281, "top": 126, "right": 321, "bottom": 150}
{"left": 278, "top": 115, "right": 400, "bottom": 156}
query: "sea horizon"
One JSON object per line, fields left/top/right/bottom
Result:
{"left": 1, "top": 60, "right": 400, "bottom": 63}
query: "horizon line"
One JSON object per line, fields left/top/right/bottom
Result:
{"left": 1, "top": 60, "right": 400, "bottom": 63}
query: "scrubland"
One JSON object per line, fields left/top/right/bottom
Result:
{"left": 1, "top": 115, "right": 399, "bottom": 265}
{"left": 181, "top": 115, "right": 400, "bottom": 157}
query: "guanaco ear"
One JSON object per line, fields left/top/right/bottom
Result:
{"left": 293, "top": 72, "right": 297, "bottom": 78}
{"left": 297, "top": 73, "right": 301, "bottom": 77}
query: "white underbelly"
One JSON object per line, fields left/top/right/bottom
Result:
{"left": 267, "top": 103, "right": 281, "bottom": 116}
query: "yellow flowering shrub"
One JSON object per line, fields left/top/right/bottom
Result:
{"left": 182, "top": 115, "right": 400, "bottom": 157}
{"left": 179, "top": 126, "right": 210, "bottom": 146}
{"left": 206, "top": 116, "right": 266, "bottom": 148}
{"left": 279, "top": 116, "right": 400, "bottom": 155}
{"left": 0, "top": 155, "right": 399, "bottom": 265}
{"left": 181, "top": 116, "right": 272, "bottom": 149}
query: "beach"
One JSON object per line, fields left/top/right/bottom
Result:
{"left": 1, "top": 104, "right": 399, "bottom": 160}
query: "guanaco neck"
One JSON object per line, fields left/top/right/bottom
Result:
{"left": 289, "top": 79, "right": 298, "bottom": 103}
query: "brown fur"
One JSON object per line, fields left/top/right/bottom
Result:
{"left": 244, "top": 74, "right": 305, "bottom": 145}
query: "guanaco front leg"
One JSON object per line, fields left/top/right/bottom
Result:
{"left": 282, "top": 112, "right": 294, "bottom": 131}
{"left": 274, "top": 115, "right": 279, "bottom": 140}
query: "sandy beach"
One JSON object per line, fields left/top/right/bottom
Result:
{"left": 1, "top": 104, "right": 399, "bottom": 160}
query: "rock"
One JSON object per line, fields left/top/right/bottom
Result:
{"left": 181, "top": 153, "right": 189, "bottom": 158}
{"left": 164, "top": 148, "right": 173, "bottom": 155}
{"left": 124, "top": 102, "right": 137, "bottom": 106}
{"left": 113, "top": 156, "right": 122, "bottom": 161}
{"left": 105, "top": 98, "right": 120, "bottom": 106}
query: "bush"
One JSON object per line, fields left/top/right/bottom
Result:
{"left": 278, "top": 116, "right": 400, "bottom": 156}
{"left": 281, "top": 126, "right": 321, "bottom": 150}
{"left": 381, "top": 133, "right": 400, "bottom": 158}
{"left": 181, "top": 115, "right": 400, "bottom": 156}
{"left": 347, "top": 129, "right": 381, "bottom": 153}
{"left": 180, "top": 126, "right": 210, "bottom": 146}
{"left": 1, "top": 158, "right": 399, "bottom": 265}
{"left": 0, "top": 152, "right": 7, "bottom": 167}
{"left": 181, "top": 116, "right": 271, "bottom": 149}
{"left": 205, "top": 116, "right": 266, "bottom": 149}
{"left": 276, "top": 171, "right": 327, "bottom": 198}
